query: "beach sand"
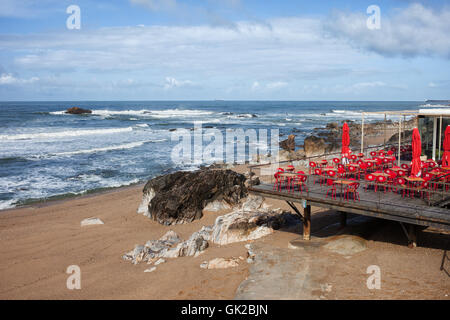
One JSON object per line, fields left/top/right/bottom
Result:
{"left": 0, "top": 171, "right": 449, "bottom": 299}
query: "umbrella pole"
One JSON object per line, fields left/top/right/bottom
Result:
{"left": 439, "top": 116, "right": 442, "bottom": 160}
{"left": 398, "top": 116, "right": 401, "bottom": 167}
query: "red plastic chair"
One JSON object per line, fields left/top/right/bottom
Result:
{"left": 273, "top": 169, "right": 284, "bottom": 191}
{"left": 295, "top": 172, "right": 308, "bottom": 194}
{"left": 365, "top": 173, "right": 375, "bottom": 191}
{"left": 395, "top": 177, "right": 407, "bottom": 197}
{"left": 370, "top": 151, "right": 377, "bottom": 157}
{"left": 332, "top": 158, "right": 340, "bottom": 166}
{"left": 348, "top": 165, "right": 357, "bottom": 179}
{"left": 313, "top": 168, "right": 323, "bottom": 185}
{"left": 309, "top": 161, "right": 317, "bottom": 174}
{"left": 345, "top": 182, "right": 360, "bottom": 202}
{"left": 325, "top": 171, "right": 337, "bottom": 200}
{"left": 350, "top": 154, "right": 357, "bottom": 161}
{"left": 375, "top": 175, "right": 387, "bottom": 193}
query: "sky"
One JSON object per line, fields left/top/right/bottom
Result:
{"left": 0, "top": 0, "right": 449, "bottom": 101}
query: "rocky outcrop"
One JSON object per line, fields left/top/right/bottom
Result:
{"left": 302, "top": 117, "right": 418, "bottom": 157}
{"left": 280, "top": 134, "right": 296, "bottom": 151}
{"left": 122, "top": 229, "right": 210, "bottom": 264}
{"left": 124, "top": 207, "right": 301, "bottom": 265}
{"left": 66, "top": 107, "right": 92, "bottom": 114}
{"left": 137, "top": 169, "right": 248, "bottom": 225}
{"left": 210, "top": 207, "right": 300, "bottom": 246}
{"left": 304, "top": 136, "right": 328, "bottom": 157}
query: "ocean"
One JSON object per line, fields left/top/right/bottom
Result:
{"left": 0, "top": 100, "right": 426, "bottom": 210}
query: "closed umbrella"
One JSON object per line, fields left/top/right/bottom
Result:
{"left": 411, "top": 128, "right": 422, "bottom": 177}
{"left": 442, "top": 125, "right": 450, "bottom": 167}
{"left": 341, "top": 123, "right": 350, "bottom": 164}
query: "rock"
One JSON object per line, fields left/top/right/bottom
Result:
{"left": 323, "top": 235, "right": 367, "bottom": 256}
{"left": 80, "top": 217, "right": 104, "bottom": 226}
{"left": 65, "top": 107, "right": 92, "bottom": 115}
{"left": 144, "top": 267, "right": 157, "bottom": 273}
{"left": 203, "top": 200, "right": 231, "bottom": 212}
{"left": 279, "top": 134, "right": 296, "bottom": 151}
{"left": 201, "top": 257, "right": 240, "bottom": 269}
{"left": 303, "top": 136, "right": 327, "bottom": 157}
{"left": 123, "top": 228, "right": 211, "bottom": 264}
{"left": 241, "top": 195, "right": 264, "bottom": 211}
{"left": 154, "top": 258, "right": 165, "bottom": 266}
{"left": 138, "top": 169, "right": 248, "bottom": 225}
{"left": 210, "top": 209, "right": 299, "bottom": 246}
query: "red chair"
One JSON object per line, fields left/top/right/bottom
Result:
{"left": 366, "top": 161, "right": 374, "bottom": 172}
{"left": 416, "top": 181, "right": 431, "bottom": 200}
{"left": 325, "top": 170, "right": 337, "bottom": 200}
{"left": 395, "top": 177, "right": 407, "bottom": 197}
{"left": 309, "top": 161, "right": 317, "bottom": 174}
{"left": 375, "top": 175, "right": 387, "bottom": 193}
{"left": 370, "top": 151, "right": 377, "bottom": 157}
{"left": 295, "top": 172, "right": 308, "bottom": 194}
{"left": 365, "top": 173, "right": 376, "bottom": 191}
{"left": 332, "top": 158, "right": 340, "bottom": 166}
{"left": 397, "top": 169, "right": 406, "bottom": 177}
{"left": 358, "top": 162, "right": 368, "bottom": 179}
{"left": 345, "top": 182, "right": 360, "bottom": 202}
{"left": 348, "top": 165, "right": 358, "bottom": 179}
{"left": 313, "top": 168, "right": 323, "bottom": 185}
{"left": 357, "top": 152, "right": 364, "bottom": 159}
{"left": 350, "top": 154, "right": 357, "bottom": 161}
{"left": 387, "top": 150, "right": 394, "bottom": 156}
{"left": 401, "top": 163, "right": 409, "bottom": 170}
{"left": 273, "top": 169, "right": 284, "bottom": 191}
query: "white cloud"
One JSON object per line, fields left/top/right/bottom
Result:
{"left": 0, "top": 73, "right": 39, "bottom": 85}
{"left": 129, "top": 0, "right": 177, "bottom": 11}
{"left": 325, "top": 3, "right": 450, "bottom": 59}
{"left": 266, "top": 81, "right": 288, "bottom": 89}
{"left": 164, "top": 77, "right": 194, "bottom": 89}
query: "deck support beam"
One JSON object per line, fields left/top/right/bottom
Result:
{"left": 400, "top": 222, "right": 417, "bottom": 248}
{"left": 303, "top": 205, "right": 311, "bottom": 240}
{"left": 285, "top": 201, "right": 304, "bottom": 221}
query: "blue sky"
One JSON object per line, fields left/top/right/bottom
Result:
{"left": 0, "top": 0, "right": 449, "bottom": 101}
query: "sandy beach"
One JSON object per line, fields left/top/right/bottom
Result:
{"left": 0, "top": 168, "right": 449, "bottom": 300}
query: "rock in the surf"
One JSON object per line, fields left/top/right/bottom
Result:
{"left": 66, "top": 107, "right": 92, "bottom": 115}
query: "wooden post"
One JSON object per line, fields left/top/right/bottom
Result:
{"left": 384, "top": 113, "right": 387, "bottom": 146}
{"left": 303, "top": 205, "right": 311, "bottom": 240}
{"left": 361, "top": 114, "right": 365, "bottom": 154}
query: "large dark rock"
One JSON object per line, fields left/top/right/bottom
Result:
{"left": 66, "top": 107, "right": 92, "bottom": 115}
{"left": 280, "top": 134, "right": 296, "bottom": 151}
{"left": 138, "top": 169, "right": 248, "bottom": 225}
{"left": 303, "top": 136, "right": 327, "bottom": 157}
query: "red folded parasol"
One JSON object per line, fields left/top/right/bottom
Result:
{"left": 341, "top": 122, "right": 350, "bottom": 157}
{"left": 411, "top": 128, "right": 422, "bottom": 177}
{"left": 442, "top": 125, "right": 450, "bottom": 167}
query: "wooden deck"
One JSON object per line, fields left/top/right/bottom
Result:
{"left": 249, "top": 180, "right": 450, "bottom": 232}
